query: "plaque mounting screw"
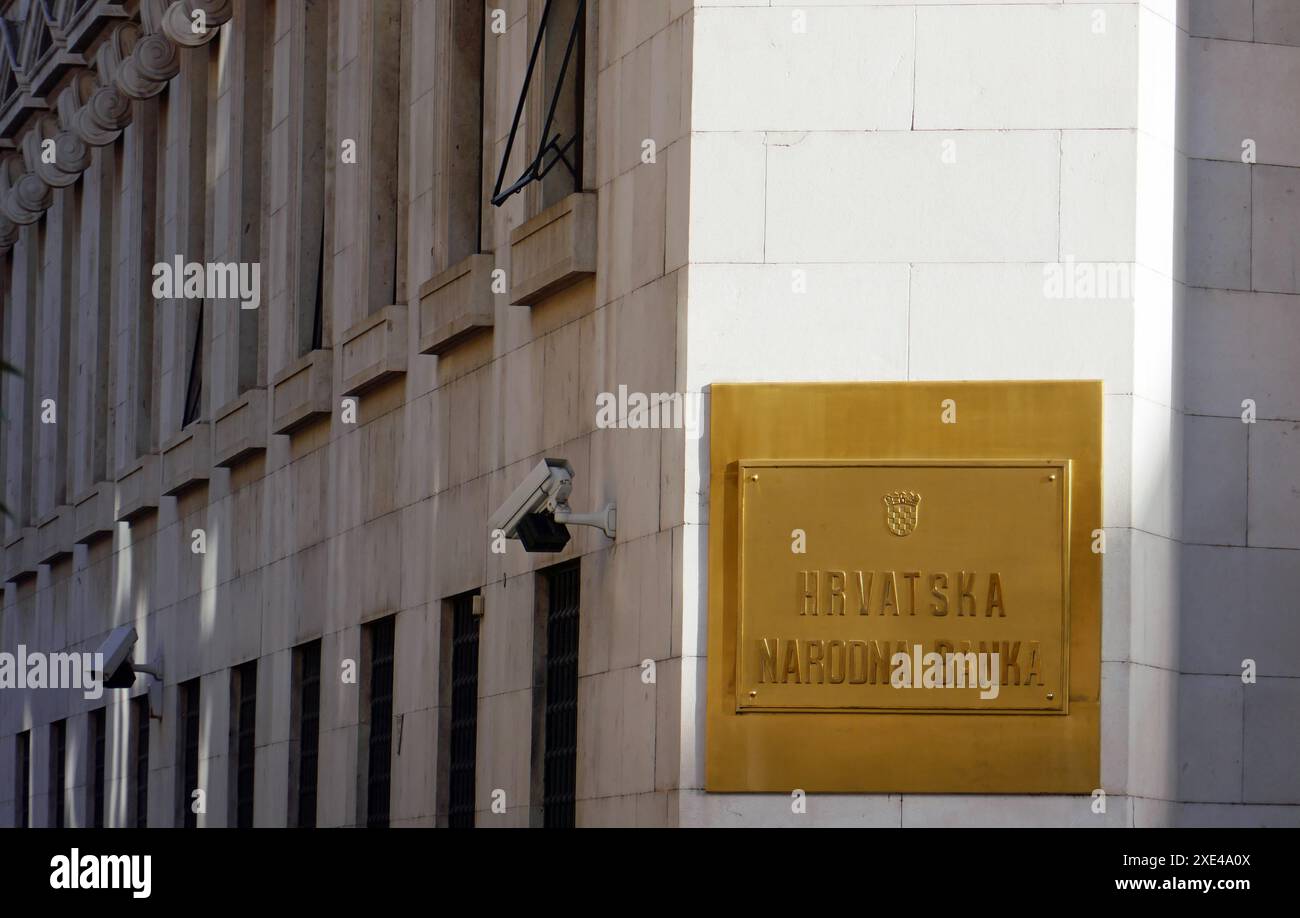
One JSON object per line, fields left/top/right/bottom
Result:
{"left": 1046, "top": 692, "right": 1055, "bottom": 700}
{"left": 1048, "top": 474, "right": 1057, "bottom": 481}
{"left": 750, "top": 474, "right": 759, "bottom": 482}
{"left": 749, "top": 690, "right": 757, "bottom": 698}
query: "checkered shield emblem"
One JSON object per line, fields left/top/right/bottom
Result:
{"left": 883, "top": 490, "right": 921, "bottom": 537}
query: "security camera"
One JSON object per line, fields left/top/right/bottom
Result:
{"left": 489, "top": 458, "right": 616, "bottom": 552}
{"left": 95, "top": 625, "right": 164, "bottom": 716}
{"left": 98, "top": 625, "right": 139, "bottom": 689}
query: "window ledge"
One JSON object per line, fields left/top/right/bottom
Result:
{"left": 418, "top": 253, "right": 496, "bottom": 356}
{"left": 271, "top": 349, "right": 333, "bottom": 436}
{"left": 72, "top": 482, "right": 118, "bottom": 546}
{"left": 508, "top": 192, "right": 596, "bottom": 306}
{"left": 339, "top": 304, "right": 408, "bottom": 396}
{"left": 214, "top": 388, "right": 268, "bottom": 468}
{"left": 161, "top": 424, "right": 212, "bottom": 497}
{"left": 2, "top": 527, "right": 37, "bottom": 584}
{"left": 34, "top": 506, "right": 74, "bottom": 565}
{"left": 114, "top": 455, "right": 161, "bottom": 523}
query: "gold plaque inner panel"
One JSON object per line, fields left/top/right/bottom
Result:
{"left": 737, "top": 460, "right": 1069, "bottom": 714}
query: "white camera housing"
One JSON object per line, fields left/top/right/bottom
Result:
{"left": 98, "top": 624, "right": 138, "bottom": 682}
{"left": 489, "top": 458, "right": 616, "bottom": 551}
{"left": 95, "top": 624, "right": 164, "bottom": 717}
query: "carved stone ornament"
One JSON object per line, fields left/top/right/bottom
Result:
{"left": 114, "top": 3, "right": 180, "bottom": 101}
{"left": 0, "top": 151, "right": 51, "bottom": 226}
{"left": 74, "top": 33, "right": 134, "bottom": 145}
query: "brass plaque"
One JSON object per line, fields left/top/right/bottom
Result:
{"left": 707, "top": 381, "right": 1102, "bottom": 794}
{"left": 737, "top": 460, "right": 1069, "bottom": 714}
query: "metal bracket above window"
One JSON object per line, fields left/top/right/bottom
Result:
{"left": 490, "top": 0, "right": 585, "bottom": 208}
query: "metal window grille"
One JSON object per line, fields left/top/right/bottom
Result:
{"left": 543, "top": 563, "right": 580, "bottom": 828}
{"left": 51, "top": 720, "right": 66, "bottom": 829}
{"left": 234, "top": 661, "right": 257, "bottom": 828}
{"left": 180, "top": 680, "right": 200, "bottom": 828}
{"left": 296, "top": 640, "right": 321, "bottom": 828}
{"left": 134, "top": 697, "right": 149, "bottom": 828}
{"left": 91, "top": 708, "right": 106, "bottom": 828}
{"left": 366, "top": 616, "right": 395, "bottom": 828}
{"left": 491, "top": 0, "right": 586, "bottom": 207}
{"left": 15, "top": 731, "right": 29, "bottom": 828}
{"left": 448, "top": 592, "right": 481, "bottom": 828}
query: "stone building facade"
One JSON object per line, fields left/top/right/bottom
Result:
{"left": 0, "top": 0, "right": 1296, "bottom": 828}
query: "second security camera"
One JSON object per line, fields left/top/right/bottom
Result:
{"left": 489, "top": 458, "right": 616, "bottom": 553}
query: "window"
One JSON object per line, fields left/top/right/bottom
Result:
{"left": 133, "top": 697, "right": 149, "bottom": 828}
{"left": 79, "top": 141, "right": 114, "bottom": 486}
{"left": 363, "top": 616, "right": 395, "bottom": 828}
{"left": 438, "top": 0, "right": 486, "bottom": 270}
{"left": 90, "top": 708, "right": 106, "bottom": 828}
{"left": 297, "top": 0, "right": 329, "bottom": 356}
{"left": 365, "top": 0, "right": 403, "bottom": 315}
{"left": 234, "top": 0, "right": 269, "bottom": 395}
{"left": 181, "top": 304, "right": 204, "bottom": 427}
{"left": 291, "top": 640, "right": 321, "bottom": 828}
{"left": 50, "top": 719, "right": 66, "bottom": 829}
{"left": 231, "top": 661, "right": 257, "bottom": 828}
{"left": 539, "top": 0, "right": 585, "bottom": 211}
{"left": 14, "top": 730, "right": 29, "bottom": 828}
{"left": 42, "top": 182, "right": 75, "bottom": 509}
{"left": 445, "top": 591, "right": 481, "bottom": 828}
{"left": 536, "top": 562, "right": 580, "bottom": 828}
{"left": 117, "top": 93, "right": 161, "bottom": 462}
{"left": 177, "top": 679, "right": 200, "bottom": 828}
{"left": 491, "top": 0, "right": 588, "bottom": 212}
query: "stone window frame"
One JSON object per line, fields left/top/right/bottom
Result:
{"left": 291, "top": 0, "right": 333, "bottom": 359}
{"left": 518, "top": 0, "right": 597, "bottom": 220}
{"left": 360, "top": 0, "right": 405, "bottom": 318}
{"left": 431, "top": 0, "right": 490, "bottom": 277}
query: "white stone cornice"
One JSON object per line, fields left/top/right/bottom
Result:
{"left": 161, "top": 0, "right": 232, "bottom": 48}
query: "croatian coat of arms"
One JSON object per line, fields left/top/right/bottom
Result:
{"left": 882, "top": 490, "right": 921, "bottom": 537}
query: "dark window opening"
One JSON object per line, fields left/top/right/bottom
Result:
{"left": 232, "top": 661, "right": 257, "bottom": 828}
{"left": 15, "top": 731, "right": 29, "bottom": 828}
{"left": 445, "top": 0, "right": 486, "bottom": 266}
{"left": 293, "top": 640, "right": 321, "bottom": 828}
{"left": 448, "top": 591, "right": 481, "bottom": 828}
{"left": 90, "top": 708, "right": 106, "bottom": 828}
{"left": 298, "top": 0, "right": 329, "bottom": 356}
{"left": 50, "top": 720, "right": 66, "bottom": 829}
{"left": 543, "top": 563, "right": 580, "bottom": 827}
{"left": 178, "top": 679, "right": 200, "bottom": 828}
{"left": 310, "top": 223, "right": 324, "bottom": 351}
{"left": 491, "top": 0, "right": 586, "bottom": 208}
{"left": 181, "top": 304, "right": 203, "bottom": 427}
{"left": 134, "top": 697, "right": 149, "bottom": 828}
{"left": 367, "top": 0, "right": 402, "bottom": 314}
{"left": 365, "top": 616, "right": 395, "bottom": 828}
